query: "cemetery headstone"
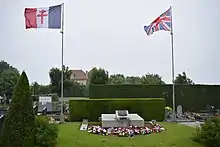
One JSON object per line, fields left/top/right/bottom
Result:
{"left": 38, "top": 96, "right": 52, "bottom": 114}
{"left": 46, "top": 102, "right": 52, "bottom": 112}
{"left": 177, "top": 105, "right": 183, "bottom": 116}
{"left": 80, "top": 119, "right": 88, "bottom": 131}
{"left": 152, "top": 120, "right": 157, "bottom": 125}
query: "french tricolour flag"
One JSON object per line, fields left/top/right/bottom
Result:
{"left": 24, "top": 4, "right": 62, "bottom": 29}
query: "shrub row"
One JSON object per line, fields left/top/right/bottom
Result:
{"left": 34, "top": 116, "right": 58, "bottom": 147}
{"left": 69, "top": 98, "right": 165, "bottom": 122}
{"left": 89, "top": 84, "right": 220, "bottom": 112}
{"left": 192, "top": 117, "right": 220, "bottom": 147}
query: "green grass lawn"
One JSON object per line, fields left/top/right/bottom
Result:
{"left": 57, "top": 122, "right": 202, "bottom": 147}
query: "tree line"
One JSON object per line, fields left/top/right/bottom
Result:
{"left": 0, "top": 60, "right": 194, "bottom": 98}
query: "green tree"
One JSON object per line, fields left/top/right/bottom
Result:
{"left": 89, "top": 67, "right": 109, "bottom": 84}
{"left": 30, "top": 82, "right": 51, "bottom": 95}
{"left": 174, "top": 72, "right": 194, "bottom": 84}
{"left": 0, "top": 60, "right": 18, "bottom": 73}
{"left": 140, "top": 73, "right": 165, "bottom": 84}
{"left": 38, "top": 84, "right": 51, "bottom": 94}
{"left": 109, "top": 74, "right": 125, "bottom": 84}
{"left": 30, "top": 82, "right": 40, "bottom": 95}
{"left": 0, "top": 61, "right": 20, "bottom": 98}
{"left": 0, "top": 71, "right": 35, "bottom": 147}
{"left": 49, "top": 65, "right": 71, "bottom": 96}
{"left": 125, "top": 76, "right": 141, "bottom": 84}
{"left": 49, "top": 66, "right": 86, "bottom": 97}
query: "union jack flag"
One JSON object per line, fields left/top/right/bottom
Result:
{"left": 144, "top": 7, "right": 172, "bottom": 36}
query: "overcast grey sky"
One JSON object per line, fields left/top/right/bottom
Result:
{"left": 1, "top": 0, "right": 220, "bottom": 85}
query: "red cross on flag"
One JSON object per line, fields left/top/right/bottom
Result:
{"left": 24, "top": 4, "right": 62, "bottom": 29}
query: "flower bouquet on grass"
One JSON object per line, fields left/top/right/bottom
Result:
{"left": 87, "top": 123, "right": 165, "bottom": 137}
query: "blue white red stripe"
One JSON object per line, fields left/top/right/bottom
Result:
{"left": 144, "top": 7, "right": 172, "bottom": 36}
{"left": 24, "top": 4, "right": 62, "bottom": 29}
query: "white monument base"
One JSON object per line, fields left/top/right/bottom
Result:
{"left": 101, "top": 113, "right": 144, "bottom": 128}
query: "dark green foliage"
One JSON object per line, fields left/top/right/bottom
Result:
{"left": 69, "top": 98, "right": 165, "bottom": 121}
{"left": 0, "top": 60, "right": 20, "bottom": 98}
{"left": 175, "top": 72, "right": 194, "bottom": 84}
{"left": 49, "top": 66, "right": 71, "bottom": 96}
{"left": 51, "top": 94, "right": 59, "bottom": 101}
{"left": 34, "top": 116, "right": 58, "bottom": 147}
{"left": 89, "top": 84, "right": 220, "bottom": 112}
{"left": 31, "top": 95, "right": 39, "bottom": 101}
{"left": 140, "top": 73, "right": 165, "bottom": 84}
{"left": 192, "top": 117, "right": 220, "bottom": 147}
{"left": 63, "top": 81, "right": 87, "bottom": 97}
{"left": 109, "top": 74, "right": 125, "bottom": 84}
{"left": 49, "top": 66, "right": 86, "bottom": 97}
{"left": 0, "top": 71, "right": 35, "bottom": 147}
{"left": 89, "top": 84, "right": 171, "bottom": 98}
{"left": 125, "top": 76, "right": 142, "bottom": 84}
{"left": 30, "top": 82, "right": 51, "bottom": 95}
{"left": 89, "top": 67, "right": 109, "bottom": 84}
{"left": 107, "top": 73, "right": 166, "bottom": 84}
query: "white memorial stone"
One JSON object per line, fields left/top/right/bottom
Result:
{"left": 177, "top": 105, "right": 183, "bottom": 116}
{"left": 101, "top": 110, "right": 144, "bottom": 128}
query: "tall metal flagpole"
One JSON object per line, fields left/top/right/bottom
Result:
{"left": 170, "top": 6, "right": 176, "bottom": 122}
{"left": 60, "top": 3, "right": 64, "bottom": 123}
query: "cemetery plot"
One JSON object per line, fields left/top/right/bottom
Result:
{"left": 84, "top": 110, "right": 165, "bottom": 137}
{"left": 80, "top": 119, "right": 88, "bottom": 131}
{"left": 58, "top": 122, "right": 200, "bottom": 147}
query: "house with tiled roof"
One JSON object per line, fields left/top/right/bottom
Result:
{"left": 70, "top": 69, "right": 88, "bottom": 85}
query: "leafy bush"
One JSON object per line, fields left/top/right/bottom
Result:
{"left": 31, "top": 95, "right": 39, "bottom": 101}
{"left": 192, "top": 117, "right": 220, "bottom": 147}
{"left": 69, "top": 98, "right": 165, "bottom": 121}
{"left": 64, "top": 115, "right": 70, "bottom": 122}
{"left": 51, "top": 94, "right": 59, "bottom": 101}
{"left": 165, "top": 106, "right": 172, "bottom": 113}
{"left": 89, "top": 67, "right": 109, "bottom": 84}
{"left": 34, "top": 116, "right": 58, "bottom": 147}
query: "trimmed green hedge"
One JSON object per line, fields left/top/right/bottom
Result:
{"left": 69, "top": 98, "right": 165, "bottom": 122}
{"left": 89, "top": 84, "right": 170, "bottom": 98}
{"left": 89, "top": 84, "right": 220, "bottom": 112}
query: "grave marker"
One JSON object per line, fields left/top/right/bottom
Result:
{"left": 177, "top": 105, "right": 183, "bottom": 116}
{"left": 38, "top": 96, "right": 52, "bottom": 113}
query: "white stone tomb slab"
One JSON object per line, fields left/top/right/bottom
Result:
{"left": 101, "top": 113, "right": 144, "bottom": 128}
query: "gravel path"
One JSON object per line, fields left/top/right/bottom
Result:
{"left": 178, "top": 121, "right": 204, "bottom": 128}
